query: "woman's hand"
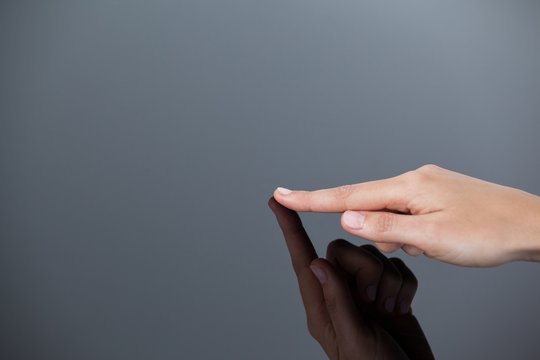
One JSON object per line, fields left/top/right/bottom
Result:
{"left": 268, "top": 197, "right": 434, "bottom": 360}
{"left": 273, "top": 164, "right": 540, "bottom": 267}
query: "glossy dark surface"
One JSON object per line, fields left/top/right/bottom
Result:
{"left": 2, "top": 1, "right": 540, "bottom": 359}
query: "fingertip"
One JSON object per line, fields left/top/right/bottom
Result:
{"left": 310, "top": 257, "right": 327, "bottom": 270}
{"left": 376, "top": 242, "right": 401, "bottom": 253}
{"left": 398, "top": 298, "right": 411, "bottom": 315}
{"left": 310, "top": 258, "right": 335, "bottom": 279}
{"left": 268, "top": 196, "right": 284, "bottom": 216}
{"left": 267, "top": 196, "right": 277, "bottom": 208}
{"left": 340, "top": 210, "right": 366, "bottom": 231}
{"left": 309, "top": 261, "right": 328, "bottom": 285}
{"left": 274, "top": 188, "right": 313, "bottom": 213}
{"left": 274, "top": 186, "right": 293, "bottom": 197}
{"left": 402, "top": 245, "right": 424, "bottom": 256}
{"left": 273, "top": 188, "right": 295, "bottom": 207}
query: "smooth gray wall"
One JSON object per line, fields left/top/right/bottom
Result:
{"left": 2, "top": 1, "right": 540, "bottom": 359}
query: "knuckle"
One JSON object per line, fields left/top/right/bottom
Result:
{"left": 359, "top": 247, "right": 384, "bottom": 267}
{"left": 390, "top": 257, "right": 418, "bottom": 291}
{"left": 388, "top": 257, "right": 405, "bottom": 267}
{"left": 417, "top": 163, "right": 441, "bottom": 172}
{"left": 324, "top": 295, "right": 338, "bottom": 315}
{"left": 402, "top": 276, "right": 418, "bottom": 296}
{"left": 411, "top": 170, "right": 429, "bottom": 184}
{"left": 326, "top": 238, "right": 351, "bottom": 259}
{"left": 327, "top": 238, "right": 350, "bottom": 250}
{"left": 334, "top": 184, "right": 354, "bottom": 199}
{"left": 375, "top": 212, "right": 396, "bottom": 233}
{"left": 406, "top": 272, "right": 419, "bottom": 293}
{"left": 385, "top": 267, "right": 404, "bottom": 287}
{"left": 400, "top": 170, "right": 418, "bottom": 182}
{"left": 306, "top": 318, "right": 320, "bottom": 339}
{"left": 353, "top": 257, "right": 383, "bottom": 281}
{"left": 360, "top": 244, "right": 380, "bottom": 254}
{"left": 363, "top": 252, "right": 384, "bottom": 270}
{"left": 402, "top": 165, "right": 439, "bottom": 186}
{"left": 399, "top": 170, "right": 424, "bottom": 191}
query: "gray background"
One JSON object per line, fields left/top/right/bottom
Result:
{"left": 2, "top": 0, "right": 540, "bottom": 359}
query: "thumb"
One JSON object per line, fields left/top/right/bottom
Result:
{"left": 340, "top": 211, "right": 427, "bottom": 249}
{"left": 309, "top": 258, "right": 369, "bottom": 347}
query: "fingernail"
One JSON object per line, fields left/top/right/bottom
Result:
{"left": 366, "top": 285, "right": 377, "bottom": 302}
{"left": 399, "top": 299, "right": 410, "bottom": 314}
{"left": 310, "top": 264, "right": 327, "bottom": 284}
{"left": 342, "top": 211, "right": 365, "bottom": 230}
{"left": 276, "top": 187, "right": 292, "bottom": 195}
{"left": 384, "top": 297, "right": 396, "bottom": 313}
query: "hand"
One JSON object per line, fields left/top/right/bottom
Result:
{"left": 268, "top": 197, "right": 434, "bottom": 360}
{"left": 273, "top": 164, "right": 540, "bottom": 267}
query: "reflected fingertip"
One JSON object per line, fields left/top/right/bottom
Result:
{"left": 398, "top": 299, "right": 411, "bottom": 315}
{"left": 366, "top": 285, "right": 377, "bottom": 302}
{"left": 309, "top": 264, "right": 327, "bottom": 284}
{"left": 267, "top": 196, "right": 277, "bottom": 208}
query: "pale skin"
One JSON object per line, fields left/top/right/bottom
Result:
{"left": 273, "top": 164, "right": 540, "bottom": 267}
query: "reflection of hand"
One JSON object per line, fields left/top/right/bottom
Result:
{"left": 273, "top": 164, "right": 540, "bottom": 267}
{"left": 268, "top": 197, "right": 434, "bottom": 360}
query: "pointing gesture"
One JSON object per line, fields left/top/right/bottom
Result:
{"left": 274, "top": 164, "right": 540, "bottom": 267}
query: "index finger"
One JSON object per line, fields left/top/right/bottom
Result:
{"left": 268, "top": 196, "right": 333, "bottom": 342}
{"left": 273, "top": 176, "right": 410, "bottom": 213}
{"left": 268, "top": 196, "right": 318, "bottom": 276}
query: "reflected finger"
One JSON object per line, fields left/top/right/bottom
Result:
{"left": 389, "top": 258, "right": 418, "bottom": 316}
{"left": 326, "top": 239, "right": 383, "bottom": 304}
{"left": 268, "top": 197, "right": 333, "bottom": 344}
{"left": 362, "top": 245, "right": 403, "bottom": 316}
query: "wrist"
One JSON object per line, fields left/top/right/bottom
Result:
{"left": 511, "top": 192, "right": 540, "bottom": 263}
